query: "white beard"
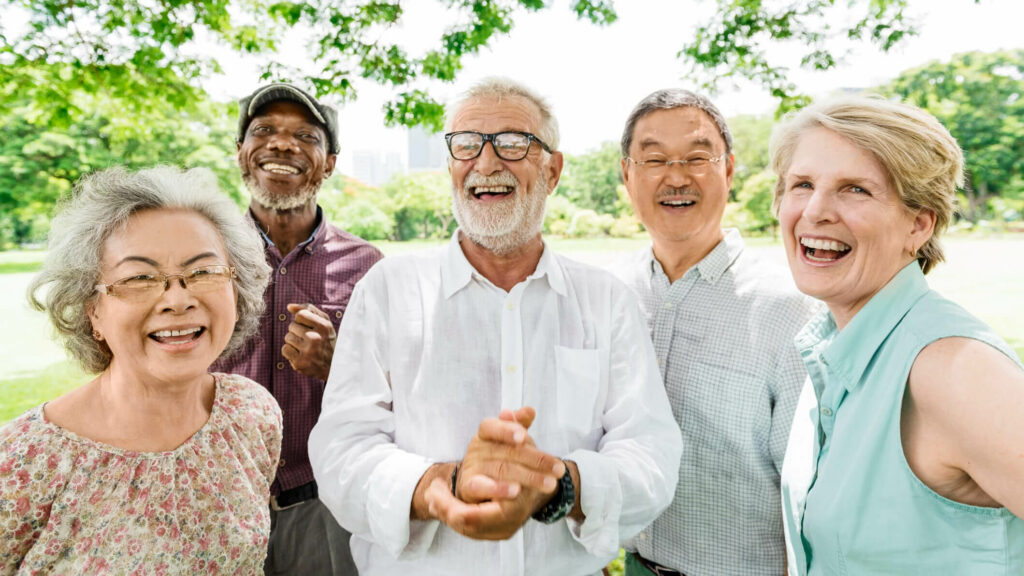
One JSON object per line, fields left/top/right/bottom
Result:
{"left": 243, "top": 175, "right": 319, "bottom": 212}
{"left": 451, "top": 168, "right": 550, "bottom": 256}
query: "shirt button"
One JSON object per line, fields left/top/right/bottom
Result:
{"left": 276, "top": 362, "right": 285, "bottom": 370}
{"left": 506, "top": 302, "right": 515, "bottom": 311}
{"left": 663, "top": 302, "right": 674, "bottom": 310}
{"left": 507, "top": 364, "right": 516, "bottom": 373}
{"left": 639, "top": 532, "right": 648, "bottom": 541}
{"left": 280, "top": 267, "right": 287, "bottom": 275}
{"left": 821, "top": 406, "right": 833, "bottom": 417}
{"left": 278, "top": 313, "right": 287, "bottom": 321}
{"left": 278, "top": 458, "right": 286, "bottom": 468}
{"left": 305, "top": 246, "right": 313, "bottom": 253}
{"left": 335, "top": 311, "right": 343, "bottom": 319}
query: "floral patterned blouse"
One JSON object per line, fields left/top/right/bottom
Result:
{"left": 0, "top": 373, "right": 282, "bottom": 575}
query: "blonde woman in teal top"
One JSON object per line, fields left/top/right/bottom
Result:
{"left": 770, "top": 96, "right": 1024, "bottom": 575}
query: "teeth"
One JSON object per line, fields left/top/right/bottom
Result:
{"left": 261, "top": 162, "right": 299, "bottom": 175}
{"left": 473, "top": 186, "right": 513, "bottom": 195}
{"left": 800, "top": 237, "right": 850, "bottom": 252}
{"left": 661, "top": 199, "right": 695, "bottom": 207}
{"left": 152, "top": 327, "right": 201, "bottom": 338}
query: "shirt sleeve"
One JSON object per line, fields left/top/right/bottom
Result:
{"left": 564, "top": 292, "right": 682, "bottom": 558}
{"left": 0, "top": 415, "right": 52, "bottom": 574}
{"left": 308, "top": 269, "right": 439, "bottom": 559}
{"left": 768, "top": 300, "right": 817, "bottom": 475}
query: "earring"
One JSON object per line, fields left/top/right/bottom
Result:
{"left": 92, "top": 329, "right": 103, "bottom": 341}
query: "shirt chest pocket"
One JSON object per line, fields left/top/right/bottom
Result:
{"left": 554, "top": 346, "right": 601, "bottom": 436}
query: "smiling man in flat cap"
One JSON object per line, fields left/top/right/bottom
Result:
{"left": 213, "top": 83, "right": 383, "bottom": 575}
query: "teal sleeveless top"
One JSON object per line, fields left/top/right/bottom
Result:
{"left": 781, "top": 262, "right": 1024, "bottom": 575}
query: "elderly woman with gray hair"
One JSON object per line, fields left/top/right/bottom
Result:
{"left": 773, "top": 97, "right": 1024, "bottom": 575}
{"left": 0, "top": 166, "right": 279, "bottom": 574}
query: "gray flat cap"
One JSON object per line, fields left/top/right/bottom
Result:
{"left": 237, "top": 83, "right": 340, "bottom": 154}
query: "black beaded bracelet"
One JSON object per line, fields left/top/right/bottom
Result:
{"left": 450, "top": 463, "right": 460, "bottom": 498}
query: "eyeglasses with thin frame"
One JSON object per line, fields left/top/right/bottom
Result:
{"left": 95, "top": 265, "right": 237, "bottom": 302}
{"left": 444, "top": 131, "right": 553, "bottom": 161}
{"left": 625, "top": 153, "right": 727, "bottom": 175}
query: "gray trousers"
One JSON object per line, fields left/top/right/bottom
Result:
{"left": 264, "top": 497, "right": 357, "bottom": 575}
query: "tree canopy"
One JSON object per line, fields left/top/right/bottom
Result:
{"left": 1, "top": 0, "right": 940, "bottom": 129}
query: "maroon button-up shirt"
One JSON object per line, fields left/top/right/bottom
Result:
{"left": 213, "top": 208, "right": 383, "bottom": 492}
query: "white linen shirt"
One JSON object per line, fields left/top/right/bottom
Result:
{"left": 309, "top": 233, "right": 681, "bottom": 576}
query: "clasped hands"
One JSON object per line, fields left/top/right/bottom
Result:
{"left": 416, "top": 406, "right": 568, "bottom": 540}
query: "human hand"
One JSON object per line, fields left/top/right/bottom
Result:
{"left": 282, "top": 303, "right": 337, "bottom": 381}
{"left": 456, "top": 406, "right": 565, "bottom": 504}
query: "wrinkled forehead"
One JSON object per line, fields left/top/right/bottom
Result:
{"left": 449, "top": 95, "right": 542, "bottom": 134}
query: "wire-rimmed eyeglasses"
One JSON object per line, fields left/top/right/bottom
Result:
{"left": 625, "top": 153, "right": 727, "bottom": 175}
{"left": 95, "top": 265, "right": 237, "bottom": 302}
{"left": 445, "top": 131, "right": 553, "bottom": 161}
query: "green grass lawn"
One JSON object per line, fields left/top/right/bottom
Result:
{"left": 3, "top": 235, "right": 1022, "bottom": 423}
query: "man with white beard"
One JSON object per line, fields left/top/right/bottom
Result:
{"left": 213, "top": 83, "right": 383, "bottom": 575}
{"left": 309, "top": 77, "right": 682, "bottom": 576}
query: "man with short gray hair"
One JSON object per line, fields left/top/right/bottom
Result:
{"left": 616, "top": 88, "right": 819, "bottom": 576}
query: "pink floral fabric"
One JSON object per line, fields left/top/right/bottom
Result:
{"left": 0, "top": 373, "right": 282, "bottom": 575}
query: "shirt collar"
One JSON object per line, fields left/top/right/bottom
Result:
{"left": 248, "top": 206, "right": 326, "bottom": 253}
{"left": 797, "top": 261, "right": 930, "bottom": 392}
{"left": 441, "top": 230, "right": 565, "bottom": 299}
{"left": 646, "top": 228, "right": 745, "bottom": 284}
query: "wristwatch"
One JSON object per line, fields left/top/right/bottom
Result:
{"left": 531, "top": 462, "right": 575, "bottom": 524}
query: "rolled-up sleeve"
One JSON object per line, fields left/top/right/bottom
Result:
{"left": 308, "top": 269, "right": 440, "bottom": 559}
{"left": 565, "top": 294, "right": 682, "bottom": 557}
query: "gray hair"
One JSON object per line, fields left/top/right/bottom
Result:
{"left": 28, "top": 166, "right": 272, "bottom": 373}
{"left": 446, "top": 76, "right": 560, "bottom": 151}
{"left": 620, "top": 88, "right": 734, "bottom": 157}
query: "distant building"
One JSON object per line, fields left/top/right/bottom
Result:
{"left": 407, "top": 126, "right": 448, "bottom": 172}
{"left": 351, "top": 150, "right": 406, "bottom": 186}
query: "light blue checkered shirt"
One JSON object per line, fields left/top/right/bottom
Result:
{"left": 615, "top": 230, "right": 821, "bottom": 576}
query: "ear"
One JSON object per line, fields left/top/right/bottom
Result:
{"left": 620, "top": 157, "right": 632, "bottom": 190}
{"left": 724, "top": 153, "right": 735, "bottom": 189}
{"left": 907, "top": 208, "right": 937, "bottom": 254}
{"left": 544, "top": 151, "right": 564, "bottom": 194}
{"left": 324, "top": 154, "right": 337, "bottom": 179}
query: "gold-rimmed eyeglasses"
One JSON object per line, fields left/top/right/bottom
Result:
{"left": 95, "top": 265, "right": 237, "bottom": 302}
{"left": 625, "top": 153, "right": 727, "bottom": 176}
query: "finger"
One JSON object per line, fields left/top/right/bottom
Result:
{"left": 477, "top": 418, "right": 529, "bottom": 445}
{"left": 512, "top": 406, "right": 536, "bottom": 429}
{"left": 281, "top": 343, "right": 299, "bottom": 362}
{"left": 481, "top": 460, "right": 561, "bottom": 495}
{"left": 459, "top": 472, "right": 520, "bottom": 503}
{"left": 289, "top": 311, "right": 333, "bottom": 333}
{"left": 284, "top": 332, "right": 306, "bottom": 352}
{"left": 427, "top": 479, "right": 515, "bottom": 540}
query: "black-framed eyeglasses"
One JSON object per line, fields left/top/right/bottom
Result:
{"left": 625, "top": 153, "right": 727, "bottom": 175}
{"left": 95, "top": 265, "right": 237, "bottom": 302}
{"left": 444, "top": 131, "right": 553, "bottom": 161}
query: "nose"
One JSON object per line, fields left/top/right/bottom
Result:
{"left": 266, "top": 131, "right": 300, "bottom": 153}
{"left": 802, "top": 188, "right": 838, "bottom": 223}
{"left": 158, "top": 274, "right": 196, "bottom": 311}
{"left": 662, "top": 162, "right": 694, "bottom": 187}
{"left": 472, "top": 140, "right": 505, "bottom": 175}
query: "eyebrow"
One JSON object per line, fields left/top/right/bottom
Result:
{"left": 114, "top": 252, "right": 221, "bottom": 269}
{"left": 638, "top": 136, "right": 715, "bottom": 150}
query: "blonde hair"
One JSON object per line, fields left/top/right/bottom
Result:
{"left": 770, "top": 96, "right": 964, "bottom": 274}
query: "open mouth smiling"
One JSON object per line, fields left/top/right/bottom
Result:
{"left": 149, "top": 327, "right": 205, "bottom": 345}
{"left": 259, "top": 161, "right": 302, "bottom": 176}
{"left": 800, "top": 237, "right": 852, "bottom": 263}
{"left": 470, "top": 185, "right": 514, "bottom": 199}
{"left": 659, "top": 197, "right": 696, "bottom": 208}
